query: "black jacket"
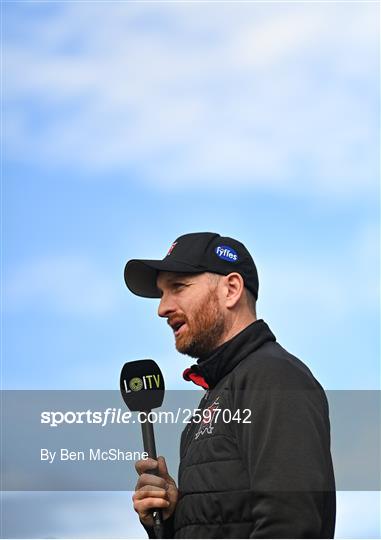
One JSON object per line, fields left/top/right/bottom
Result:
{"left": 145, "top": 320, "right": 336, "bottom": 538}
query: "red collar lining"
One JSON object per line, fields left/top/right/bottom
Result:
{"left": 183, "top": 367, "right": 209, "bottom": 389}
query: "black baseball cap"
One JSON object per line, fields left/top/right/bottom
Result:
{"left": 124, "top": 232, "right": 259, "bottom": 300}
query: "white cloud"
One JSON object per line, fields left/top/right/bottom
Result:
{"left": 5, "top": 255, "right": 121, "bottom": 317}
{"left": 4, "top": 2, "right": 378, "bottom": 198}
{"left": 3, "top": 491, "right": 146, "bottom": 538}
{"left": 54, "top": 492, "right": 145, "bottom": 538}
{"left": 335, "top": 491, "right": 381, "bottom": 539}
{"left": 259, "top": 221, "right": 379, "bottom": 319}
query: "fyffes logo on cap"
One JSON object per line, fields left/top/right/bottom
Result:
{"left": 215, "top": 245, "right": 239, "bottom": 262}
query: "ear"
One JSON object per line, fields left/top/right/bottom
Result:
{"left": 222, "top": 273, "right": 245, "bottom": 309}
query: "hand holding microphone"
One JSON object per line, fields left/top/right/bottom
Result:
{"left": 133, "top": 455, "right": 178, "bottom": 527}
{"left": 120, "top": 359, "right": 178, "bottom": 538}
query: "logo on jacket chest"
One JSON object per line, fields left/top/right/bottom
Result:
{"left": 194, "top": 397, "right": 220, "bottom": 440}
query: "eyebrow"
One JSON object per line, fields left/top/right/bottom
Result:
{"left": 167, "top": 273, "right": 196, "bottom": 282}
{"left": 156, "top": 273, "right": 198, "bottom": 293}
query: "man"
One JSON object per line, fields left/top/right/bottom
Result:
{"left": 124, "top": 232, "right": 336, "bottom": 539}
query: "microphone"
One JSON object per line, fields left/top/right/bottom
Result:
{"left": 120, "top": 359, "right": 165, "bottom": 539}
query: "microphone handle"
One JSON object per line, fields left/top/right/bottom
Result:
{"left": 141, "top": 412, "right": 164, "bottom": 539}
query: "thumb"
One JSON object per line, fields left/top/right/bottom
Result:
{"left": 157, "top": 456, "right": 171, "bottom": 480}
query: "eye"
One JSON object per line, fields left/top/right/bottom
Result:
{"left": 172, "top": 282, "right": 187, "bottom": 291}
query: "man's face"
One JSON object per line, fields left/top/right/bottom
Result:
{"left": 156, "top": 272, "right": 227, "bottom": 358}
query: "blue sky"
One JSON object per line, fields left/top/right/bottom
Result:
{"left": 2, "top": 0, "right": 380, "bottom": 538}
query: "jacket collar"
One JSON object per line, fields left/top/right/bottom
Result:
{"left": 183, "top": 319, "right": 276, "bottom": 389}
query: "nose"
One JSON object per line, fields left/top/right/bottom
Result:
{"left": 157, "top": 292, "right": 177, "bottom": 319}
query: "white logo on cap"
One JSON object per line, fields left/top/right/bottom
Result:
{"left": 166, "top": 242, "right": 178, "bottom": 256}
{"left": 215, "top": 245, "right": 238, "bottom": 262}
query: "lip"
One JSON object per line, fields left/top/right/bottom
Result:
{"left": 174, "top": 323, "right": 186, "bottom": 337}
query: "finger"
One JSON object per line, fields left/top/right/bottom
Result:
{"left": 133, "top": 497, "right": 170, "bottom": 514}
{"left": 135, "top": 458, "right": 158, "bottom": 475}
{"left": 136, "top": 473, "right": 168, "bottom": 491}
{"left": 133, "top": 488, "right": 168, "bottom": 500}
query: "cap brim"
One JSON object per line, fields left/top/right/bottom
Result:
{"left": 124, "top": 259, "right": 205, "bottom": 298}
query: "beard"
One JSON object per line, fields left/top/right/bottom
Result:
{"left": 173, "top": 287, "right": 227, "bottom": 359}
